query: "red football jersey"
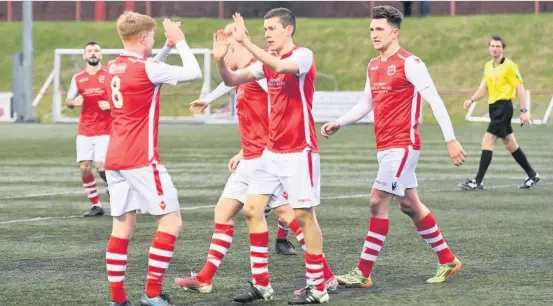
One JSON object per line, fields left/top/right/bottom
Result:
{"left": 250, "top": 47, "right": 318, "bottom": 153}
{"left": 236, "top": 59, "right": 270, "bottom": 160}
{"left": 368, "top": 49, "right": 422, "bottom": 151}
{"left": 68, "top": 68, "right": 111, "bottom": 136}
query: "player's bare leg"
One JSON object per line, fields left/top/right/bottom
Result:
{"left": 336, "top": 188, "right": 392, "bottom": 288}
{"left": 460, "top": 132, "right": 496, "bottom": 190}
{"left": 107, "top": 212, "right": 136, "bottom": 306}
{"left": 175, "top": 197, "right": 242, "bottom": 293}
{"left": 397, "top": 188, "right": 461, "bottom": 283}
{"left": 233, "top": 194, "right": 275, "bottom": 303}
{"left": 80, "top": 160, "right": 104, "bottom": 217}
{"left": 502, "top": 134, "right": 540, "bottom": 188}
{"left": 139, "top": 211, "right": 182, "bottom": 306}
{"left": 95, "top": 161, "right": 109, "bottom": 197}
{"left": 273, "top": 204, "right": 297, "bottom": 255}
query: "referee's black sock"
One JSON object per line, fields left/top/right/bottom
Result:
{"left": 475, "top": 150, "right": 493, "bottom": 184}
{"left": 511, "top": 147, "right": 537, "bottom": 178}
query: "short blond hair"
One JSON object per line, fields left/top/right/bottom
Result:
{"left": 117, "top": 11, "right": 156, "bottom": 41}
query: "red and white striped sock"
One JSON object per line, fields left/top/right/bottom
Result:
{"left": 106, "top": 236, "right": 129, "bottom": 304}
{"left": 82, "top": 174, "right": 101, "bottom": 207}
{"left": 288, "top": 218, "right": 306, "bottom": 251}
{"left": 288, "top": 219, "right": 334, "bottom": 280}
{"left": 250, "top": 232, "right": 270, "bottom": 288}
{"left": 276, "top": 219, "right": 289, "bottom": 240}
{"left": 415, "top": 213, "right": 455, "bottom": 264}
{"left": 196, "top": 223, "right": 234, "bottom": 284}
{"left": 357, "top": 218, "right": 389, "bottom": 278}
{"left": 145, "top": 231, "right": 176, "bottom": 298}
{"left": 305, "top": 252, "right": 326, "bottom": 291}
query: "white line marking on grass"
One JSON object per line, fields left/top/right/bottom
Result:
{"left": 0, "top": 191, "right": 83, "bottom": 200}
{"left": 0, "top": 205, "right": 217, "bottom": 225}
{"left": 2, "top": 182, "right": 548, "bottom": 224}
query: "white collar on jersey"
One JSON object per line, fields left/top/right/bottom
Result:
{"left": 120, "top": 50, "right": 144, "bottom": 59}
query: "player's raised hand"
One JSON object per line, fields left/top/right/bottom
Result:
{"left": 228, "top": 151, "right": 243, "bottom": 172}
{"left": 98, "top": 100, "right": 111, "bottom": 111}
{"left": 321, "top": 122, "right": 341, "bottom": 139}
{"left": 189, "top": 99, "right": 209, "bottom": 114}
{"left": 213, "top": 29, "right": 229, "bottom": 61}
{"left": 520, "top": 112, "right": 533, "bottom": 127}
{"left": 447, "top": 139, "right": 467, "bottom": 166}
{"left": 231, "top": 13, "right": 249, "bottom": 43}
{"left": 463, "top": 99, "right": 474, "bottom": 111}
{"left": 163, "top": 18, "right": 185, "bottom": 46}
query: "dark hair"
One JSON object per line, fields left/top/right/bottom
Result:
{"left": 84, "top": 41, "right": 100, "bottom": 49}
{"left": 371, "top": 5, "right": 403, "bottom": 29}
{"left": 489, "top": 35, "right": 506, "bottom": 49}
{"left": 264, "top": 8, "right": 296, "bottom": 36}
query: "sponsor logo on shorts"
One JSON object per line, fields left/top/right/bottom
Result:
{"left": 298, "top": 198, "right": 311, "bottom": 203}
{"left": 392, "top": 182, "right": 397, "bottom": 191}
{"left": 282, "top": 191, "right": 288, "bottom": 200}
{"left": 375, "top": 179, "right": 388, "bottom": 187}
{"left": 159, "top": 200, "right": 166, "bottom": 211}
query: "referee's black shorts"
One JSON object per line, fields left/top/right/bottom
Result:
{"left": 487, "top": 99, "right": 513, "bottom": 138}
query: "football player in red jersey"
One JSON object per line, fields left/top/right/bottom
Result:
{"left": 103, "top": 13, "right": 202, "bottom": 306}
{"left": 66, "top": 41, "right": 111, "bottom": 217}
{"left": 216, "top": 9, "right": 331, "bottom": 304}
{"left": 321, "top": 5, "right": 466, "bottom": 289}
{"left": 175, "top": 25, "right": 337, "bottom": 295}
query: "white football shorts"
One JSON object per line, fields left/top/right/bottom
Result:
{"left": 222, "top": 157, "right": 288, "bottom": 210}
{"left": 248, "top": 149, "right": 320, "bottom": 209}
{"left": 373, "top": 145, "right": 420, "bottom": 197}
{"left": 107, "top": 163, "right": 179, "bottom": 217}
{"left": 76, "top": 135, "right": 109, "bottom": 163}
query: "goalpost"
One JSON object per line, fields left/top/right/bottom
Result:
{"left": 465, "top": 90, "right": 553, "bottom": 124}
{"left": 42, "top": 48, "right": 220, "bottom": 123}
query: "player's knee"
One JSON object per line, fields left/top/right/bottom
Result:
{"left": 397, "top": 198, "right": 416, "bottom": 217}
{"left": 369, "top": 195, "right": 386, "bottom": 216}
{"left": 242, "top": 204, "right": 264, "bottom": 220}
{"left": 274, "top": 205, "right": 295, "bottom": 225}
{"left": 294, "top": 208, "right": 314, "bottom": 227}
{"left": 80, "top": 162, "right": 92, "bottom": 177}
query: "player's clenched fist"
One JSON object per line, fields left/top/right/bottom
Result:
{"left": 463, "top": 99, "right": 474, "bottom": 111}
{"left": 98, "top": 100, "right": 111, "bottom": 111}
{"left": 447, "top": 139, "right": 467, "bottom": 166}
{"left": 163, "top": 18, "right": 185, "bottom": 46}
{"left": 189, "top": 99, "right": 209, "bottom": 114}
{"left": 320, "top": 121, "right": 341, "bottom": 138}
{"left": 228, "top": 151, "right": 243, "bottom": 172}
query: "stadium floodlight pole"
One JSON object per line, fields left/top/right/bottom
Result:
{"left": 21, "top": 0, "right": 37, "bottom": 122}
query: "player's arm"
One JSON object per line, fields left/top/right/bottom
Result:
{"left": 506, "top": 63, "right": 531, "bottom": 125}
{"left": 405, "top": 56, "right": 466, "bottom": 166}
{"left": 152, "top": 45, "right": 172, "bottom": 63}
{"left": 145, "top": 40, "right": 203, "bottom": 85}
{"left": 321, "top": 73, "right": 373, "bottom": 138}
{"left": 65, "top": 75, "right": 82, "bottom": 109}
{"left": 464, "top": 67, "right": 488, "bottom": 111}
{"left": 228, "top": 148, "right": 244, "bottom": 172}
{"left": 189, "top": 81, "right": 235, "bottom": 114}
{"left": 216, "top": 59, "right": 260, "bottom": 86}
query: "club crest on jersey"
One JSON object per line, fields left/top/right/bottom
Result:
{"left": 387, "top": 65, "right": 396, "bottom": 76}
{"left": 98, "top": 75, "right": 105, "bottom": 83}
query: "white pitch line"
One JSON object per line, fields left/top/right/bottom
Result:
{"left": 0, "top": 191, "right": 83, "bottom": 200}
{"left": 2, "top": 181, "right": 548, "bottom": 225}
{"left": 0, "top": 205, "right": 217, "bottom": 225}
